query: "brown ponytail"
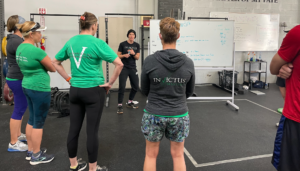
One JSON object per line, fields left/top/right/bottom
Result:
{"left": 80, "top": 12, "right": 97, "bottom": 30}
{"left": 7, "top": 15, "right": 19, "bottom": 32}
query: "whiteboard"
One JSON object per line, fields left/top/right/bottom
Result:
{"left": 210, "top": 12, "right": 280, "bottom": 51}
{"left": 150, "top": 20, "right": 234, "bottom": 67}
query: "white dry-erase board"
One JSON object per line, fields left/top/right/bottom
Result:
{"left": 150, "top": 20, "right": 234, "bottom": 67}
{"left": 210, "top": 12, "right": 280, "bottom": 51}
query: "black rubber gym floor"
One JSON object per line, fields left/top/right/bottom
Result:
{"left": 0, "top": 84, "right": 281, "bottom": 171}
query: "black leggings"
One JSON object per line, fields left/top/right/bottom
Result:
{"left": 118, "top": 67, "right": 139, "bottom": 104}
{"left": 67, "top": 86, "right": 106, "bottom": 163}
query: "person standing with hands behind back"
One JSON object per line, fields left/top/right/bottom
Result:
{"left": 117, "top": 29, "right": 140, "bottom": 114}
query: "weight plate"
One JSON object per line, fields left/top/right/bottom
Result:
{"left": 2, "top": 37, "right": 7, "bottom": 57}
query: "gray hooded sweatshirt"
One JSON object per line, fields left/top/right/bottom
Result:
{"left": 6, "top": 34, "right": 24, "bottom": 79}
{"left": 141, "top": 49, "right": 195, "bottom": 116}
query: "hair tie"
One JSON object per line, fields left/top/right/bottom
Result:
{"left": 19, "top": 28, "right": 23, "bottom": 32}
{"left": 80, "top": 16, "right": 85, "bottom": 21}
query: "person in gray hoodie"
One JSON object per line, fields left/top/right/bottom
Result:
{"left": 6, "top": 15, "right": 29, "bottom": 153}
{"left": 141, "top": 17, "right": 195, "bottom": 171}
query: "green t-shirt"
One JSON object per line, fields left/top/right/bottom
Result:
{"left": 16, "top": 43, "right": 50, "bottom": 92}
{"left": 55, "top": 35, "right": 117, "bottom": 88}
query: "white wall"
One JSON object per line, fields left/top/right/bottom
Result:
{"left": 183, "top": 0, "right": 299, "bottom": 85}
{"left": 4, "top": 0, "right": 141, "bottom": 88}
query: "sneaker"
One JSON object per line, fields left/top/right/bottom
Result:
{"left": 96, "top": 165, "right": 108, "bottom": 171}
{"left": 26, "top": 148, "right": 47, "bottom": 161}
{"left": 8, "top": 141, "right": 28, "bottom": 152}
{"left": 276, "top": 123, "right": 279, "bottom": 127}
{"left": 132, "top": 101, "right": 139, "bottom": 104}
{"left": 18, "top": 133, "right": 27, "bottom": 142}
{"left": 30, "top": 151, "right": 55, "bottom": 165}
{"left": 127, "top": 102, "right": 138, "bottom": 109}
{"left": 69, "top": 158, "right": 87, "bottom": 171}
{"left": 117, "top": 106, "right": 123, "bottom": 114}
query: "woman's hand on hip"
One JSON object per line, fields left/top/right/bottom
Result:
{"left": 99, "top": 83, "right": 112, "bottom": 94}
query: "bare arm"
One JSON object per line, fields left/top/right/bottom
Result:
{"left": 277, "top": 63, "right": 293, "bottom": 79}
{"left": 270, "top": 53, "right": 288, "bottom": 75}
{"left": 134, "top": 53, "right": 140, "bottom": 60}
{"left": 108, "top": 57, "right": 123, "bottom": 85}
{"left": 117, "top": 52, "right": 129, "bottom": 59}
{"left": 52, "top": 58, "right": 70, "bottom": 80}
{"left": 41, "top": 56, "right": 56, "bottom": 72}
{"left": 100, "top": 57, "right": 124, "bottom": 93}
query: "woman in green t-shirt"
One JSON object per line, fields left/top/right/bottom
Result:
{"left": 16, "top": 21, "right": 56, "bottom": 165}
{"left": 53, "top": 12, "right": 123, "bottom": 171}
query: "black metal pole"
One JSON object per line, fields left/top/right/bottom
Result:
{"left": 141, "top": 24, "right": 144, "bottom": 67}
{"left": 105, "top": 18, "right": 109, "bottom": 83}
{"left": 188, "top": 17, "right": 228, "bottom": 20}
{"left": 30, "top": 13, "right": 81, "bottom": 22}
{"left": 30, "top": 13, "right": 81, "bottom": 17}
{"left": 0, "top": 0, "right": 5, "bottom": 104}
{"left": 96, "top": 24, "right": 99, "bottom": 38}
{"left": 78, "top": 18, "right": 80, "bottom": 34}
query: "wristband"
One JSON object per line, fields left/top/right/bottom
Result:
{"left": 66, "top": 77, "right": 71, "bottom": 82}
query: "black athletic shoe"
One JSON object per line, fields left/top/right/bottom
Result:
{"left": 26, "top": 148, "right": 47, "bottom": 161}
{"left": 117, "top": 106, "right": 123, "bottom": 114}
{"left": 30, "top": 151, "right": 55, "bottom": 165}
{"left": 69, "top": 158, "right": 87, "bottom": 171}
{"left": 96, "top": 165, "right": 108, "bottom": 171}
{"left": 127, "top": 102, "right": 138, "bottom": 109}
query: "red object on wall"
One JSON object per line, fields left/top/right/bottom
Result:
{"left": 143, "top": 20, "right": 150, "bottom": 27}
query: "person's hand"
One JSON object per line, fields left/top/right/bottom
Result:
{"left": 66, "top": 77, "right": 71, "bottom": 85}
{"left": 99, "top": 83, "right": 112, "bottom": 94}
{"left": 277, "top": 63, "right": 293, "bottom": 79}
{"left": 129, "top": 48, "right": 135, "bottom": 55}
{"left": 124, "top": 54, "right": 130, "bottom": 58}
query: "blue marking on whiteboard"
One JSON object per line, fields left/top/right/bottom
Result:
{"left": 206, "top": 58, "right": 211, "bottom": 62}
{"left": 185, "top": 40, "right": 189, "bottom": 42}
{"left": 200, "top": 54, "right": 205, "bottom": 56}
{"left": 181, "top": 36, "right": 185, "bottom": 38}
{"left": 182, "top": 52, "right": 186, "bottom": 54}
{"left": 180, "top": 22, "right": 191, "bottom": 27}
{"left": 210, "top": 54, "right": 214, "bottom": 56}
{"left": 195, "top": 51, "right": 199, "bottom": 53}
